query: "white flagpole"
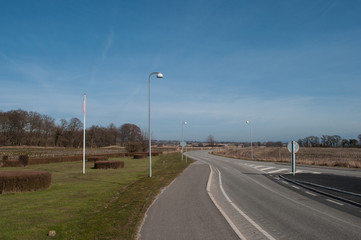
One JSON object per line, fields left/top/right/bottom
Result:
{"left": 83, "top": 93, "right": 86, "bottom": 174}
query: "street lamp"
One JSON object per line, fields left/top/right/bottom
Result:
{"left": 181, "top": 121, "right": 187, "bottom": 160}
{"left": 246, "top": 120, "right": 253, "bottom": 160}
{"left": 148, "top": 72, "right": 163, "bottom": 177}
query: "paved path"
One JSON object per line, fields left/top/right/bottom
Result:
{"left": 138, "top": 162, "right": 239, "bottom": 240}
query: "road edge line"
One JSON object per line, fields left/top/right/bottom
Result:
{"left": 217, "top": 169, "right": 277, "bottom": 240}
{"left": 206, "top": 164, "right": 246, "bottom": 240}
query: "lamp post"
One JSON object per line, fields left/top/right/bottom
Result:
{"left": 246, "top": 120, "right": 253, "bottom": 160}
{"left": 181, "top": 121, "right": 187, "bottom": 160}
{"left": 148, "top": 72, "right": 163, "bottom": 177}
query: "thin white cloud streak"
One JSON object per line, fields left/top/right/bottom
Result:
{"left": 90, "top": 29, "right": 114, "bottom": 82}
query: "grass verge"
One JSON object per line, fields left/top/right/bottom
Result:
{"left": 0, "top": 152, "right": 192, "bottom": 240}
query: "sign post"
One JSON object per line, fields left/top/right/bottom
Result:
{"left": 287, "top": 141, "right": 299, "bottom": 175}
{"left": 180, "top": 141, "right": 186, "bottom": 160}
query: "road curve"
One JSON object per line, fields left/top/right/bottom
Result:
{"left": 188, "top": 151, "right": 361, "bottom": 240}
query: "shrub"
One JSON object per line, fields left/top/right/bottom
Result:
{"left": 133, "top": 154, "right": 146, "bottom": 159}
{"left": 2, "top": 155, "right": 9, "bottom": 161}
{"left": 0, "top": 171, "right": 52, "bottom": 194}
{"left": 29, "top": 156, "right": 82, "bottom": 165}
{"left": 94, "top": 161, "right": 124, "bottom": 169}
{"left": 3, "top": 160, "right": 22, "bottom": 167}
{"left": 151, "top": 151, "right": 162, "bottom": 156}
{"left": 18, "top": 155, "right": 29, "bottom": 166}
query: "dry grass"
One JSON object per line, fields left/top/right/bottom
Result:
{"left": 214, "top": 147, "right": 361, "bottom": 168}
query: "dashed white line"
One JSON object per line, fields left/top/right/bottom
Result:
{"left": 291, "top": 185, "right": 300, "bottom": 190}
{"left": 306, "top": 191, "right": 317, "bottom": 196}
{"left": 282, "top": 181, "right": 289, "bottom": 185}
{"left": 326, "top": 199, "right": 344, "bottom": 206}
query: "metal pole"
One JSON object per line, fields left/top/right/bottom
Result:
{"left": 148, "top": 74, "right": 152, "bottom": 177}
{"left": 250, "top": 124, "right": 253, "bottom": 160}
{"left": 148, "top": 72, "right": 163, "bottom": 177}
{"left": 292, "top": 141, "right": 296, "bottom": 175}
{"left": 83, "top": 93, "right": 86, "bottom": 174}
{"left": 182, "top": 121, "right": 184, "bottom": 160}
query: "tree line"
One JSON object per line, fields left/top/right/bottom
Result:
{"left": 0, "top": 109, "right": 147, "bottom": 151}
{"left": 298, "top": 135, "right": 361, "bottom": 148}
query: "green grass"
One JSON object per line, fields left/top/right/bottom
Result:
{"left": 0, "top": 152, "right": 192, "bottom": 240}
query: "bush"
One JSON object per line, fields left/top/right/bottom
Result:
{"left": 2, "top": 155, "right": 9, "bottom": 161}
{"left": 151, "top": 151, "right": 162, "bottom": 156}
{"left": 29, "top": 155, "right": 82, "bottom": 165}
{"left": 3, "top": 160, "right": 22, "bottom": 167}
{"left": 18, "top": 155, "right": 29, "bottom": 166}
{"left": 94, "top": 161, "right": 124, "bottom": 169}
{"left": 0, "top": 171, "right": 52, "bottom": 194}
{"left": 133, "top": 154, "right": 146, "bottom": 159}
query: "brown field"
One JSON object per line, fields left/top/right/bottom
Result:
{"left": 214, "top": 147, "right": 361, "bottom": 168}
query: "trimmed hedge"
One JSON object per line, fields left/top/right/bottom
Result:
{"left": 0, "top": 171, "right": 52, "bottom": 194}
{"left": 133, "top": 154, "right": 146, "bottom": 159}
{"left": 151, "top": 151, "right": 162, "bottom": 156}
{"left": 27, "top": 153, "right": 129, "bottom": 165}
{"left": 88, "top": 156, "right": 109, "bottom": 162}
{"left": 94, "top": 161, "right": 124, "bottom": 169}
{"left": 29, "top": 155, "right": 82, "bottom": 165}
{"left": 3, "top": 160, "right": 22, "bottom": 167}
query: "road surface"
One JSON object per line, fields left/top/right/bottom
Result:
{"left": 139, "top": 151, "right": 361, "bottom": 240}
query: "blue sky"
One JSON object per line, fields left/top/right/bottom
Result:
{"left": 1, "top": 0, "right": 361, "bottom": 142}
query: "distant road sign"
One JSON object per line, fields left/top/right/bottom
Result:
{"left": 287, "top": 141, "right": 299, "bottom": 153}
{"left": 180, "top": 141, "right": 186, "bottom": 147}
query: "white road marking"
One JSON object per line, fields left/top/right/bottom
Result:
{"left": 259, "top": 167, "right": 276, "bottom": 171}
{"left": 206, "top": 166, "right": 246, "bottom": 240}
{"left": 326, "top": 199, "right": 344, "bottom": 206}
{"left": 254, "top": 165, "right": 266, "bottom": 169}
{"left": 282, "top": 181, "right": 289, "bottom": 185}
{"left": 268, "top": 168, "right": 288, "bottom": 174}
{"left": 291, "top": 185, "right": 300, "bottom": 189}
{"left": 306, "top": 191, "right": 317, "bottom": 196}
{"left": 217, "top": 168, "right": 277, "bottom": 240}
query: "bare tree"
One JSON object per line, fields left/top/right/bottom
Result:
{"left": 119, "top": 123, "right": 144, "bottom": 152}
{"left": 349, "top": 139, "right": 358, "bottom": 147}
{"left": 207, "top": 135, "right": 215, "bottom": 147}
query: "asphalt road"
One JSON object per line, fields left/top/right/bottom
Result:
{"left": 139, "top": 151, "right": 361, "bottom": 240}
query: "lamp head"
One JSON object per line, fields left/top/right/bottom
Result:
{"left": 246, "top": 120, "right": 250, "bottom": 124}
{"left": 156, "top": 72, "right": 163, "bottom": 78}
